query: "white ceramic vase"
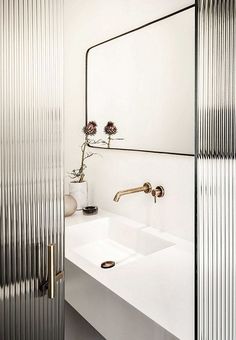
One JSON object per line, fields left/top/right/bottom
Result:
{"left": 69, "top": 181, "right": 88, "bottom": 210}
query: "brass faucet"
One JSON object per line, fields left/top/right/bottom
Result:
{"left": 113, "top": 182, "right": 152, "bottom": 202}
{"left": 113, "top": 182, "right": 165, "bottom": 202}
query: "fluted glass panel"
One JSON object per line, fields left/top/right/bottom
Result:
{"left": 197, "top": 1, "right": 236, "bottom": 339}
{"left": 0, "top": 1, "right": 64, "bottom": 340}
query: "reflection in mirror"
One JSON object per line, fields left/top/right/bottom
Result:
{"left": 86, "top": 6, "right": 195, "bottom": 155}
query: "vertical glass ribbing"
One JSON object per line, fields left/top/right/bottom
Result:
{"left": 197, "top": 1, "right": 235, "bottom": 339}
{"left": 0, "top": 1, "right": 64, "bottom": 340}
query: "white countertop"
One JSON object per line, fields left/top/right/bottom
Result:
{"left": 65, "top": 210, "right": 194, "bottom": 340}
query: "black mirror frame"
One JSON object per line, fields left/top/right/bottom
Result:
{"left": 85, "top": 4, "right": 195, "bottom": 157}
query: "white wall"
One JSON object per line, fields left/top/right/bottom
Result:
{"left": 64, "top": 0, "right": 195, "bottom": 241}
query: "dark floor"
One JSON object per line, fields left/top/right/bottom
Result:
{"left": 65, "top": 301, "right": 105, "bottom": 340}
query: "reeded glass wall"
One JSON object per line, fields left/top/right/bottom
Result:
{"left": 197, "top": 1, "right": 236, "bottom": 339}
{"left": 0, "top": 1, "right": 64, "bottom": 340}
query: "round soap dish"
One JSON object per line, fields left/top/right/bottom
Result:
{"left": 82, "top": 206, "right": 98, "bottom": 215}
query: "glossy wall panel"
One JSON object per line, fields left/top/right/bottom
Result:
{"left": 0, "top": 1, "right": 64, "bottom": 340}
{"left": 197, "top": 1, "right": 236, "bottom": 339}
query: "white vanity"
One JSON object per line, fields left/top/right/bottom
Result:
{"left": 65, "top": 210, "right": 194, "bottom": 340}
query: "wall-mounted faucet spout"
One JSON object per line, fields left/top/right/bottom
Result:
{"left": 113, "top": 182, "right": 152, "bottom": 202}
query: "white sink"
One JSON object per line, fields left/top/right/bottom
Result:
{"left": 66, "top": 216, "right": 174, "bottom": 267}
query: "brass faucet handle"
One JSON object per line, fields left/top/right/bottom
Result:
{"left": 151, "top": 186, "right": 165, "bottom": 203}
{"left": 152, "top": 191, "right": 157, "bottom": 203}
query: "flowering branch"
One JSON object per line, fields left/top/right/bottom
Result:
{"left": 68, "top": 121, "right": 124, "bottom": 183}
{"left": 69, "top": 121, "right": 99, "bottom": 183}
{"left": 104, "top": 121, "right": 123, "bottom": 148}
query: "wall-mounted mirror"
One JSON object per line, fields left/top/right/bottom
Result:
{"left": 86, "top": 6, "right": 195, "bottom": 155}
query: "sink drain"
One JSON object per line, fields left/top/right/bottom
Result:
{"left": 101, "top": 261, "right": 115, "bottom": 269}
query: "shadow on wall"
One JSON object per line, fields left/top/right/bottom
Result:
{"left": 65, "top": 301, "right": 105, "bottom": 340}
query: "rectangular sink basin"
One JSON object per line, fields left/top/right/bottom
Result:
{"left": 66, "top": 216, "right": 174, "bottom": 267}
